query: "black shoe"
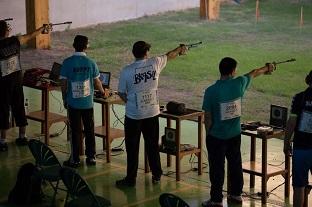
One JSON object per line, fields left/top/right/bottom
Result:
{"left": 86, "top": 157, "right": 96, "bottom": 166}
{"left": 152, "top": 175, "right": 161, "bottom": 184}
{"left": 116, "top": 178, "right": 136, "bottom": 187}
{"left": 15, "top": 137, "right": 28, "bottom": 146}
{"left": 0, "top": 142, "right": 8, "bottom": 152}
{"left": 202, "top": 200, "right": 223, "bottom": 207}
{"left": 63, "top": 160, "right": 80, "bottom": 168}
{"left": 227, "top": 195, "right": 243, "bottom": 204}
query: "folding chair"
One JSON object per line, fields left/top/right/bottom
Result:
{"left": 159, "top": 193, "right": 190, "bottom": 207}
{"left": 28, "top": 139, "right": 63, "bottom": 206}
{"left": 60, "top": 167, "right": 111, "bottom": 207}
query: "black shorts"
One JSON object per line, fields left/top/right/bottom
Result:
{"left": 0, "top": 71, "right": 28, "bottom": 129}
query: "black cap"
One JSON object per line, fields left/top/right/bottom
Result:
{"left": 132, "top": 41, "right": 151, "bottom": 58}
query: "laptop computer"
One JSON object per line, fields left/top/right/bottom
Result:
{"left": 48, "top": 62, "right": 62, "bottom": 84}
{"left": 94, "top": 72, "right": 111, "bottom": 98}
{"left": 23, "top": 62, "right": 62, "bottom": 86}
{"left": 38, "top": 62, "right": 62, "bottom": 85}
{"left": 99, "top": 71, "right": 111, "bottom": 89}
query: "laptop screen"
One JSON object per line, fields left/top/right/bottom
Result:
{"left": 99, "top": 72, "right": 111, "bottom": 88}
{"left": 270, "top": 105, "right": 288, "bottom": 128}
{"left": 48, "top": 62, "right": 62, "bottom": 82}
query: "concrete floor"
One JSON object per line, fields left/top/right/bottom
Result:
{"left": 0, "top": 89, "right": 310, "bottom": 207}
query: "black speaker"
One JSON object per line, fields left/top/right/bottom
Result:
{"left": 270, "top": 105, "right": 288, "bottom": 128}
{"left": 166, "top": 101, "right": 186, "bottom": 115}
{"left": 161, "top": 127, "right": 177, "bottom": 153}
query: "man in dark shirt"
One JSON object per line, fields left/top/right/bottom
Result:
{"left": 0, "top": 20, "right": 50, "bottom": 151}
{"left": 284, "top": 70, "right": 312, "bottom": 207}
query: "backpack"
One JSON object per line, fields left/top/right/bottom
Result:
{"left": 8, "top": 162, "right": 43, "bottom": 205}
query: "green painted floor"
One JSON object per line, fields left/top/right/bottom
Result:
{"left": 0, "top": 89, "right": 310, "bottom": 207}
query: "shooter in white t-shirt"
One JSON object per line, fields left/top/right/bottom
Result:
{"left": 116, "top": 41, "right": 187, "bottom": 187}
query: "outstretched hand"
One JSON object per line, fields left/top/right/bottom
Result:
{"left": 179, "top": 44, "right": 188, "bottom": 55}
{"left": 41, "top": 24, "right": 52, "bottom": 34}
{"left": 265, "top": 63, "right": 276, "bottom": 74}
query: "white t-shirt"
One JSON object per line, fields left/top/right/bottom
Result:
{"left": 118, "top": 55, "right": 167, "bottom": 119}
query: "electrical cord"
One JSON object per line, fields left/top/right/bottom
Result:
{"left": 95, "top": 150, "right": 124, "bottom": 158}
{"left": 96, "top": 104, "right": 126, "bottom": 157}
{"left": 268, "top": 161, "right": 285, "bottom": 167}
{"left": 110, "top": 104, "right": 125, "bottom": 151}
{"left": 111, "top": 139, "right": 125, "bottom": 151}
{"left": 111, "top": 104, "right": 124, "bottom": 126}
{"left": 50, "top": 123, "right": 67, "bottom": 137}
{"left": 188, "top": 153, "right": 209, "bottom": 172}
{"left": 268, "top": 174, "right": 292, "bottom": 195}
{"left": 50, "top": 91, "right": 66, "bottom": 113}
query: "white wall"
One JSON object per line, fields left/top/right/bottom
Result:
{"left": 50, "top": 0, "right": 198, "bottom": 28}
{"left": 0, "top": 0, "right": 27, "bottom": 35}
{"left": 0, "top": 0, "right": 198, "bottom": 35}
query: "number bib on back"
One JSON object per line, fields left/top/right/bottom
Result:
{"left": 135, "top": 90, "right": 158, "bottom": 111}
{"left": 298, "top": 110, "right": 312, "bottom": 133}
{"left": 220, "top": 98, "right": 241, "bottom": 121}
{"left": 71, "top": 79, "right": 90, "bottom": 98}
{"left": 0, "top": 56, "right": 20, "bottom": 76}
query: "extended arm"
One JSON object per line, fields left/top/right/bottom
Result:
{"left": 246, "top": 63, "right": 275, "bottom": 78}
{"left": 166, "top": 45, "right": 187, "bottom": 61}
{"left": 17, "top": 25, "right": 50, "bottom": 45}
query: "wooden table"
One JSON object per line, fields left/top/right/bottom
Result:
{"left": 157, "top": 109, "right": 204, "bottom": 181}
{"left": 23, "top": 82, "right": 67, "bottom": 145}
{"left": 241, "top": 129, "right": 290, "bottom": 204}
{"left": 93, "top": 94, "right": 124, "bottom": 163}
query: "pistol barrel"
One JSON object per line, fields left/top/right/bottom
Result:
{"left": 274, "top": 58, "right": 296, "bottom": 65}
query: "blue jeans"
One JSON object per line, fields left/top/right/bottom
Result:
{"left": 292, "top": 149, "right": 312, "bottom": 187}
{"left": 206, "top": 134, "right": 243, "bottom": 202}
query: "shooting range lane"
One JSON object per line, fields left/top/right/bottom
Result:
{"left": 0, "top": 86, "right": 300, "bottom": 206}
